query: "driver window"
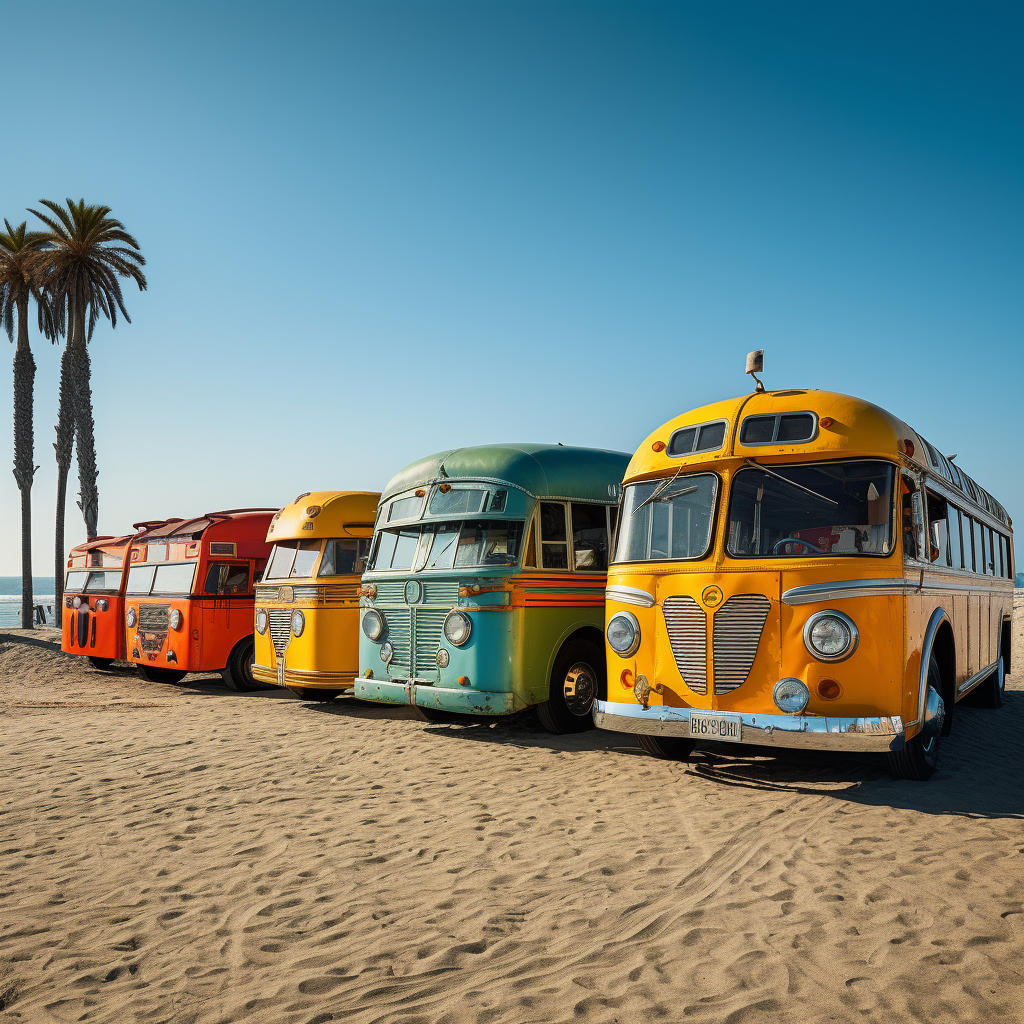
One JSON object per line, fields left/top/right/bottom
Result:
{"left": 925, "top": 491, "right": 949, "bottom": 566}
{"left": 205, "top": 562, "right": 250, "bottom": 594}
{"left": 901, "top": 476, "right": 926, "bottom": 562}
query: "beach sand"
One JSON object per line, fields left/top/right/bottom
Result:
{"left": 1, "top": 604, "right": 1022, "bottom": 1024}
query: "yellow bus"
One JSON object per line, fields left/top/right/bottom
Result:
{"left": 253, "top": 491, "right": 379, "bottom": 700}
{"left": 595, "top": 382, "right": 1013, "bottom": 780}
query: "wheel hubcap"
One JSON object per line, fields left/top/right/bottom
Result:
{"left": 921, "top": 684, "right": 944, "bottom": 756}
{"left": 563, "top": 662, "right": 596, "bottom": 716}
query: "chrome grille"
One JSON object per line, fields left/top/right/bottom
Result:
{"left": 414, "top": 609, "right": 447, "bottom": 675}
{"left": 374, "top": 581, "right": 407, "bottom": 604}
{"left": 421, "top": 580, "right": 459, "bottom": 606}
{"left": 291, "top": 585, "right": 319, "bottom": 601}
{"left": 268, "top": 609, "right": 292, "bottom": 655}
{"left": 712, "top": 594, "right": 771, "bottom": 694}
{"left": 383, "top": 608, "right": 412, "bottom": 674}
{"left": 255, "top": 586, "right": 279, "bottom": 603}
{"left": 139, "top": 604, "right": 169, "bottom": 633}
{"left": 662, "top": 596, "right": 707, "bottom": 695}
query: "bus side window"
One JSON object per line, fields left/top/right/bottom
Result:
{"left": 570, "top": 503, "right": 608, "bottom": 571}
{"left": 972, "top": 518, "right": 984, "bottom": 575}
{"left": 205, "top": 562, "right": 250, "bottom": 594}
{"left": 947, "top": 505, "right": 963, "bottom": 570}
{"left": 540, "top": 503, "right": 568, "bottom": 569}
{"left": 925, "top": 491, "right": 948, "bottom": 565}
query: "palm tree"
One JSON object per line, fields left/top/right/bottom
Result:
{"left": 1, "top": 221, "right": 54, "bottom": 629}
{"left": 30, "top": 200, "right": 146, "bottom": 623}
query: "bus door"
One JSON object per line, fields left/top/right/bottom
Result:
{"left": 200, "top": 561, "right": 251, "bottom": 665}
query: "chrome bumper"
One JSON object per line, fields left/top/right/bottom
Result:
{"left": 593, "top": 699, "right": 905, "bottom": 752}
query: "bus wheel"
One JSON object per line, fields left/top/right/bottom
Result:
{"left": 636, "top": 734, "right": 696, "bottom": 761}
{"left": 887, "top": 654, "right": 945, "bottom": 781}
{"left": 87, "top": 657, "right": 114, "bottom": 671}
{"left": 222, "top": 637, "right": 268, "bottom": 692}
{"left": 289, "top": 687, "right": 341, "bottom": 702}
{"left": 136, "top": 665, "right": 186, "bottom": 684}
{"left": 536, "top": 638, "right": 604, "bottom": 735}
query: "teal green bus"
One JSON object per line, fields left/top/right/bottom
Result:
{"left": 355, "top": 444, "right": 630, "bottom": 732}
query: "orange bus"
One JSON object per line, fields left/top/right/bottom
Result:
{"left": 62, "top": 533, "right": 135, "bottom": 669}
{"left": 124, "top": 509, "right": 276, "bottom": 688}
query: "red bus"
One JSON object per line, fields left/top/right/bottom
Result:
{"left": 123, "top": 509, "right": 276, "bottom": 687}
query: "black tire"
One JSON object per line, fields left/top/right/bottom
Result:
{"left": 222, "top": 637, "right": 269, "bottom": 692}
{"left": 136, "top": 665, "right": 186, "bottom": 684}
{"left": 887, "top": 653, "right": 944, "bottom": 781}
{"left": 963, "top": 657, "right": 1004, "bottom": 710}
{"left": 636, "top": 734, "right": 696, "bottom": 761}
{"left": 87, "top": 657, "right": 114, "bottom": 671}
{"left": 288, "top": 687, "right": 341, "bottom": 702}
{"left": 536, "top": 637, "right": 605, "bottom": 735}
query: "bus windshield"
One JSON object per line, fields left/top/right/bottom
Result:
{"left": 265, "top": 540, "right": 322, "bottom": 579}
{"left": 613, "top": 473, "right": 718, "bottom": 563}
{"left": 370, "top": 519, "right": 524, "bottom": 571}
{"left": 727, "top": 460, "right": 895, "bottom": 558}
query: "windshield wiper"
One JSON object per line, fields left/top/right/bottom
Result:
{"left": 631, "top": 467, "right": 693, "bottom": 515}
{"left": 745, "top": 459, "right": 839, "bottom": 506}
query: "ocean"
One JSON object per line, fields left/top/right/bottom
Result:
{"left": 0, "top": 577, "right": 58, "bottom": 627}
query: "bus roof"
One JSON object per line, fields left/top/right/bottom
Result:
{"left": 68, "top": 534, "right": 133, "bottom": 555}
{"left": 383, "top": 444, "right": 631, "bottom": 505}
{"left": 266, "top": 491, "right": 381, "bottom": 542}
{"left": 629, "top": 389, "right": 1009, "bottom": 527}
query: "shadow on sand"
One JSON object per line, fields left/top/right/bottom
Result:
{"left": 298, "top": 686, "right": 1024, "bottom": 819}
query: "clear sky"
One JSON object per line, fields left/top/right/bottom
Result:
{"left": 1, "top": 1, "right": 1021, "bottom": 577}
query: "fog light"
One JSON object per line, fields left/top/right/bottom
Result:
{"left": 773, "top": 677, "right": 810, "bottom": 714}
{"left": 95, "top": 598, "right": 109, "bottom": 612}
{"left": 255, "top": 609, "right": 268, "bottom": 634}
{"left": 126, "top": 607, "right": 137, "bottom": 628}
{"left": 817, "top": 678, "right": 842, "bottom": 700}
{"left": 291, "top": 609, "right": 305, "bottom": 637}
{"left": 436, "top": 648, "right": 450, "bottom": 668}
{"left": 380, "top": 641, "right": 394, "bottom": 664}
{"left": 169, "top": 609, "right": 183, "bottom": 631}
{"left": 72, "top": 596, "right": 82, "bottom": 609}
{"left": 804, "top": 610, "right": 858, "bottom": 662}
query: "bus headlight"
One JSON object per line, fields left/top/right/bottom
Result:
{"left": 95, "top": 599, "right": 109, "bottom": 612}
{"left": 443, "top": 610, "right": 472, "bottom": 646}
{"left": 291, "top": 609, "right": 305, "bottom": 637}
{"left": 126, "top": 607, "right": 137, "bottom": 628}
{"left": 773, "top": 677, "right": 809, "bottom": 714}
{"left": 803, "top": 610, "right": 858, "bottom": 662}
{"left": 255, "top": 609, "right": 268, "bottom": 635}
{"left": 607, "top": 611, "right": 640, "bottom": 657}
{"left": 361, "top": 609, "right": 385, "bottom": 642}
{"left": 169, "top": 609, "right": 183, "bottom": 631}
{"left": 72, "top": 596, "right": 82, "bottom": 609}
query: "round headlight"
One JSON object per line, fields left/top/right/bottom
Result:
{"left": 291, "top": 609, "right": 305, "bottom": 637}
{"left": 169, "top": 609, "right": 183, "bottom": 631}
{"left": 443, "top": 610, "right": 472, "bottom": 647}
{"left": 72, "top": 596, "right": 82, "bottom": 609}
{"left": 380, "top": 641, "right": 394, "bottom": 664}
{"left": 95, "top": 598, "right": 109, "bottom": 612}
{"left": 803, "top": 610, "right": 858, "bottom": 662}
{"left": 126, "top": 607, "right": 137, "bottom": 628}
{"left": 436, "top": 648, "right": 450, "bottom": 668}
{"left": 361, "top": 609, "right": 384, "bottom": 642}
{"left": 773, "top": 677, "right": 810, "bottom": 714}
{"left": 255, "top": 609, "right": 268, "bottom": 635}
{"left": 607, "top": 611, "right": 640, "bottom": 657}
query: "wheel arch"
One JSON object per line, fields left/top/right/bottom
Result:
{"left": 914, "top": 607, "right": 952, "bottom": 736}
{"left": 545, "top": 624, "right": 605, "bottom": 691}
{"left": 227, "top": 632, "right": 255, "bottom": 671}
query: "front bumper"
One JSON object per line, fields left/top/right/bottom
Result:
{"left": 354, "top": 677, "right": 519, "bottom": 716}
{"left": 593, "top": 699, "right": 905, "bottom": 752}
{"left": 253, "top": 662, "right": 355, "bottom": 689}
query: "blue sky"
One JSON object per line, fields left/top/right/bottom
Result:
{"left": 1, "top": 1, "right": 1021, "bottom": 576}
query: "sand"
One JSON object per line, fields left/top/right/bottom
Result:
{"left": 1, "top": 603, "right": 1022, "bottom": 1024}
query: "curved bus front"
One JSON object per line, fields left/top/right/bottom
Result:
{"left": 61, "top": 537, "right": 132, "bottom": 665}
{"left": 595, "top": 390, "right": 1014, "bottom": 776}
{"left": 124, "top": 512, "right": 273, "bottom": 682}
{"left": 354, "top": 460, "right": 625, "bottom": 726}
{"left": 253, "top": 540, "right": 373, "bottom": 696}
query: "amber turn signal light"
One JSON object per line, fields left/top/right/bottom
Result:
{"left": 651, "top": 440, "right": 666, "bottom": 452}
{"left": 817, "top": 678, "right": 841, "bottom": 700}
{"left": 819, "top": 416, "right": 833, "bottom": 429}
{"left": 458, "top": 676, "right": 471, "bottom": 686}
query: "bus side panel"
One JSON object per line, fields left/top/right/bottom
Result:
{"left": 952, "top": 593, "right": 969, "bottom": 688}
{"left": 515, "top": 607, "right": 604, "bottom": 708}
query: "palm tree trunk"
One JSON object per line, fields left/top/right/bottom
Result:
{"left": 71, "top": 332, "right": 99, "bottom": 538}
{"left": 53, "top": 339, "right": 76, "bottom": 629}
{"left": 12, "top": 294, "right": 36, "bottom": 629}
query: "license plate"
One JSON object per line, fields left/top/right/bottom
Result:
{"left": 277, "top": 653, "right": 285, "bottom": 687}
{"left": 688, "top": 711, "right": 742, "bottom": 743}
